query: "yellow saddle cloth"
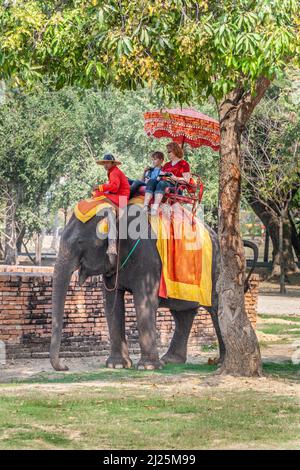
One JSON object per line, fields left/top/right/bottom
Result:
{"left": 74, "top": 196, "right": 116, "bottom": 223}
{"left": 129, "top": 196, "right": 213, "bottom": 306}
{"left": 74, "top": 194, "right": 213, "bottom": 306}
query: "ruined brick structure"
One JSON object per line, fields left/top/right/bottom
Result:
{"left": 0, "top": 266, "right": 259, "bottom": 359}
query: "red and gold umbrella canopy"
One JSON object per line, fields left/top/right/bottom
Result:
{"left": 144, "top": 108, "right": 220, "bottom": 151}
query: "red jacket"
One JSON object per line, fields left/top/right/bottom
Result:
{"left": 92, "top": 165, "right": 130, "bottom": 207}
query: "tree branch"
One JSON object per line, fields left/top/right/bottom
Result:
{"left": 239, "top": 76, "right": 271, "bottom": 125}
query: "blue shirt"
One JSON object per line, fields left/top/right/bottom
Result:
{"left": 145, "top": 167, "right": 161, "bottom": 181}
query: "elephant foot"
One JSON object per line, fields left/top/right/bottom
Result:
{"left": 137, "top": 358, "right": 163, "bottom": 370}
{"left": 50, "top": 358, "right": 69, "bottom": 371}
{"left": 106, "top": 356, "right": 133, "bottom": 369}
{"left": 160, "top": 353, "right": 186, "bottom": 365}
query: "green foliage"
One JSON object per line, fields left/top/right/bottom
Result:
{"left": 1, "top": 1, "right": 299, "bottom": 241}
{"left": 0, "top": 87, "right": 220, "bottom": 238}
{"left": 0, "top": 1, "right": 299, "bottom": 103}
{"left": 263, "top": 361, "right": 300, "bottom": 382}
{"left": 0, "top": 87, "right": 98, "bottom": 234}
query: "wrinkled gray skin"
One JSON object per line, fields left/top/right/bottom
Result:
{"left": 50, "top": 205, "right": 254, "bottom": 371}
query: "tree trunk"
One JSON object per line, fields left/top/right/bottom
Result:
{"left": 63, "top": 208, "right": 68, "bottom": 228}
{"left": 34, "top": 232, "right": 44, "bottom": 266}
{"left": 263, "top": 229, "right": 269, "bottom": 263}
{"left": 272, "top": 208, "right": 297, "bottom": 277}
{"left": 50, "top": 212, "right": 60, "bottom": 253}
{"left": 279, "top": 212, "right": 286, "bottom": 294}
{"left": 16, "top": 224, "right": 26, "bottom": 254}
{"left": 4, "top": 189, "right": 18, "bottom": 265}
{"left": 289, "top": 211, "right": 300, "bottom": 262}
{"left": 217, "top": 94, "right": 262, "bottom": 377}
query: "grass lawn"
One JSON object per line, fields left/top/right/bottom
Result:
{"left": 259, "top": 324, "right": 300, "bottom": 335}
{"left": 259, "top": 314, "right": 300, "bottom": 323}
{"left": 0, "top": 362, "right": 299, "bottom": 450}
{"left": 0, "top": 312, "right": 299, "bottom": 450}
{"left": 257, "top": 314, "right": 300, "bottom": 336}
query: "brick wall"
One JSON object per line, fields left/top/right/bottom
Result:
{"left": 0, "top": 266, "right": 259, "bottom": 359}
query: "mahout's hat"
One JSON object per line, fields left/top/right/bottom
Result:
{"left": 96, "top": 154, "right": 121, "bottom": 165}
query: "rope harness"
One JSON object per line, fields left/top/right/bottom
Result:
{"left": 102, "top": 217, "right": 150, "bottom": 323}
{"left": 102, "top": 237, "right": 141, "bottom": 293}
{"left": 103, "top": 216, "right": 149, "bottom": 293}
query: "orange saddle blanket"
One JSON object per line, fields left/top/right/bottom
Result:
{"left": 129, "top": 196, "right": 213, "bottom": 306}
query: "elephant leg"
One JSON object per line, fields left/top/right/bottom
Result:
{"left": 208, "top": 306, "right": 226, "bottom": 365}
{"left": 160, "top": 309, "right": 197, "bottom": 365}
{"left": 105, "top": 289, "right": 132, "bottom": 369}
{"left": 133, "top": 289, "right": 162, "bottom": 370}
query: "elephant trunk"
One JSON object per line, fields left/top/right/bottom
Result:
{"left": 50, "top": 246, "right": 76, "bottom": 371}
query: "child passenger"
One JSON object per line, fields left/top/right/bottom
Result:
{"left": 129, "top": 151, "right": 164, "bottom": 198}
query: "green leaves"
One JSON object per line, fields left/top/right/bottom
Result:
{"left": 0, "top": 85, "right": 176, "bottom": 238}
{"left": 123, "top": 36, "right": 133, "bottom": 53}
{"left": 85, "top": 61, "right": 94, "bottom": 76}
{"left": 236, "top": 12, "right": 258, "bottom": 32}
{"left": 115, "top": 36, "right": 134, "bottom": 56}
{"left": 0, "top": 1, "right": 299, "bottom": 104}
{"left": 140, "top": 28, "right": 150, "bottom": 46}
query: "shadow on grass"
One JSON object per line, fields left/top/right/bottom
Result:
{"left": 6, "top": 361, "right": 300, "bottom": 386}
{"left": 3, "top": 430, "right": 72, "bottom": 448}
{"left": 10, "top": 363, "right": 218, "bottom": 385}
{"left": 263, "top": 361, "right": 300, "bottom": 382}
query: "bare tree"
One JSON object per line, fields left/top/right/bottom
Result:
{"left": 242, "top": 89, "right": 300, "bottom": 292}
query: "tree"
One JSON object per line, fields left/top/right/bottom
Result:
{"left": 1, "top": 0, "right": 299, "bottom": 375}
{"left": 47, "top": 86, "right": 166, "bottom": 221}
{"left": 0, "top": 86, "right": 167, "bottom": 261}
{"left": 242, "top": 75, "right": 300, "bottom": 286}
{"left": 0, "top": 88, "right": 98, "bottom": 264}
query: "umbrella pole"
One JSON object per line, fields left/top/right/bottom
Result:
{"left": 181, "top": 136, "right": 185, "bottom": 149}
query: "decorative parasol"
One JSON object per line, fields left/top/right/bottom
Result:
{"left": 144, "top": 108, "right": 220, "bottom": 151}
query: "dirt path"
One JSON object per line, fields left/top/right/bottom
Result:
{"left": 258, "top": 292, "right": 300, "bottom": 315}
{"left": 0, "top": 364, "right": 299, "bottom": 402}
{"left": 1, "top": 337, "right": 297, "bottom": 383}
{"left": 1, "top": 343, "right": 299, "bottom": 401}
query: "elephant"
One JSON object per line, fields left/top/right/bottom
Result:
{"left": 50, "top": 202, "right": 258, "bottom": 371}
